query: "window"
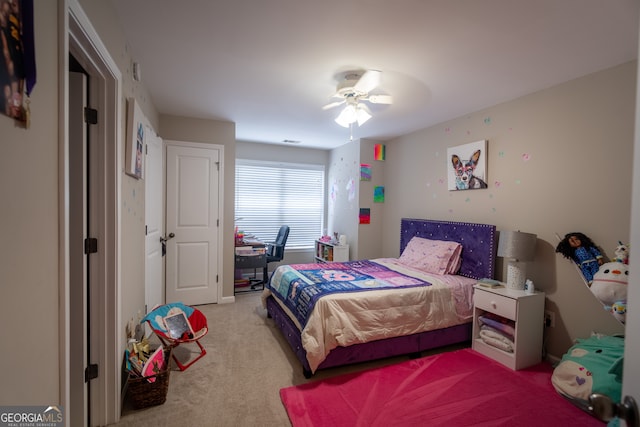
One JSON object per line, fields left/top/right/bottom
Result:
{"left": 235, "top": 159, "right": 325, "bottom": 249}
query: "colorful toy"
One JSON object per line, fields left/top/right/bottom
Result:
{"left": 611, "top": 301, "right": 627, "bottom": 324}
{"left": 613, "top": 241, "right": 629, "bottom": 264}
{"left": 555, "top": 232, "right": 604, "bottom": 283}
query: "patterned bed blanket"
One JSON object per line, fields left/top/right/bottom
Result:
{"left": 265, "top": 258, "right": 477, "bottom": 373}
{"left": 268, "top": 260, "right": 432, "bottom": 328}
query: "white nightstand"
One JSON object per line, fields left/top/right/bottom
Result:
{"left": 471, "top": 283, "right": 545, "bottom": 370}
{"left": 314, "top": 240, "right": 349, "bottom": 262}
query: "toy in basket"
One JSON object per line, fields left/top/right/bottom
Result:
{"left": 126, "top": 347, "right": 172, "bottom": 409}
{"left": 141, "top": 302, "right": 209, "bottom": 371}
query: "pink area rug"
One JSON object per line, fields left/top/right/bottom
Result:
{"left": 280, "top": 348, "right": 602, "bottom": 427}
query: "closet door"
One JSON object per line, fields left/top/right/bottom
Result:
{"left": 165, "top": 143, "right": 221, "bottom": 305}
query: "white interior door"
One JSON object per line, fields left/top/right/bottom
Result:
{"left": 165, "top": 143, "right": 220, "bottom": 305}
{"left": 145, "top": 128, "right": 164, "bottom": 313}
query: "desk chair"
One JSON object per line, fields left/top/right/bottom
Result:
{"left": 260, "top": 225, "right": 290, "bottom": 287}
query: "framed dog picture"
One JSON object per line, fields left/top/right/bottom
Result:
{"left": 447, "top": 140, "right": 488, "bottom": 191}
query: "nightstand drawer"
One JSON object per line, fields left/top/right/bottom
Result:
{"left": 474, "top": 290, "right": 517, "bottom": 321}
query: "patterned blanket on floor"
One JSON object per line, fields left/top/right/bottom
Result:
{"left": 268, "top": 260, "right": 432, "bottom": 328}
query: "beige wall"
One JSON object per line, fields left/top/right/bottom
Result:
{"left": 357, "top": 139, "right": 385, "bottom": 260}
{"left": 0, "top": 1, "right": 59, "bottom": 405}
{"left": 77, "top": 0, "right": 163, "bottom": 377}
{"left": 380, "top": 62, "right": 633, "bottom": 358}
{"left": 327, "top": 140, "right": 360, "bottom": 259}
{"left": 327, "top": 138, "right": 386, "bottom": 261}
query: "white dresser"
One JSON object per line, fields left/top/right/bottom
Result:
{"left": 472, "top": 283, "right": 545, "bottom": 370}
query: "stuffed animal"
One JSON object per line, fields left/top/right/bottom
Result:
{"left": 552, "top": 334, "right": 624, "bottom": 404}
{"left": 590, "top": 261, "right": 628, "bottom": 323}
{"left": 613, "top": 241, "right": 629, "bottom": 264}
{"left": 611, "top": 301, "right": 627, "bottom": 324}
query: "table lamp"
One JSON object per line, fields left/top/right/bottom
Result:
{"left": 497, "top": 230, "right": 537, "bottom": 290}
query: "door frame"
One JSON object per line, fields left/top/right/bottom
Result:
{"left": 620, "top": 14, "right": 640, "bottom": 419}
{"left": 165, "top": 140, "right": 225, "bottom": 305}
{"left": 62, "top": 1, "right": 122, "bottom": 424}
{"left": 145, "top": 127, "right": 164, "bottom": 314}
{"left": 68, "top": 69, "right": 88, "bottom": 427}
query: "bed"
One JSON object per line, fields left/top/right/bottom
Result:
{"left": 262, "top": 218, "right": 497, "bottom": 377}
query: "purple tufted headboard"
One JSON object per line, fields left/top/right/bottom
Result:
{"left": 400, "top": 218, "right": 497, "bottom": 280}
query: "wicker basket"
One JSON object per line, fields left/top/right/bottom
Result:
{"left": 126, "top": 348, "right": 172, "bottom": 409}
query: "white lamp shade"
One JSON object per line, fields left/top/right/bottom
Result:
{"left": 356, "top": 105, "right": 371, "bottom": 126}
{"left": 335, "top": 103, "right": 372, "bottom": 128}
{"left": 497, "top": 230, "right": 537, "bottom": 261}
{"left": 335, "top": 105, "right": 356, "bottom": 127}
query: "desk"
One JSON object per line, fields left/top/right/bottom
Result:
{"left": 235, "top": 239, "right": 267, "bottom": 291}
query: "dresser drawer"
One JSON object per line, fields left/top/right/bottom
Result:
{"left": 474, "top": 290, "right": 517, "bottom": 321}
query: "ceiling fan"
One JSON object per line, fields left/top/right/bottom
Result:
{"left": 323, "top": 70, "right": 393, "bottom": 128}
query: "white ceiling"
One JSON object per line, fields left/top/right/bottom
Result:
{"left": 109, "top": 0, "right": 638, "bottom": 149}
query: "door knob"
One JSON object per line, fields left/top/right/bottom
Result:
{"left": 160, "top": 232, "right": 175, "bottom": 243}
{"left": 160, "top": 233, "right": 175, "bottom": 257}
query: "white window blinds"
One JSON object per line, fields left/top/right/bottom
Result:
{"left": 235, "top": 160, "right": 325, "bottom": 249}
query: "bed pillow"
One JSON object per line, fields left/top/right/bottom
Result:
{"left": 398, "top": 237, "right": 462, "bottom": 275}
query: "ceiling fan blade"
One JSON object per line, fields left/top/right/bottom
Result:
{"left": 353, "top": 70, "right": 381, "bottom": 93}
{"left": 367, "top": 94, "right": 393, "bottom": 105}
{"left": 322, "top": 100, "right": 345, "bottom": 110}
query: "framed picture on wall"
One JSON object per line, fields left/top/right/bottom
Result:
{"left": 447, "top": 140, "right": 488, "bottom": 190}
{"left": 125, "top": 98, "right": 145, "bottom": 179}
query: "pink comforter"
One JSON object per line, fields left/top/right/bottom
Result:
{"left": 263, "top": 258, "right": 476, "bottom": 373}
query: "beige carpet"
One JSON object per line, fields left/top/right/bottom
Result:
{"left": 112, "top": 291, "right": 467, "bottom": 427}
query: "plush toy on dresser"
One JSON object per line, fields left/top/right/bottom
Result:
{"left": 613, "top": 241, "right": 629, "bottom": 264}
{"left": 590, "top": 260, "right": 629, "bottom": 324}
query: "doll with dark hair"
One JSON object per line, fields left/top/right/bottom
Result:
{"left": 556, "top": 232, "right": 604, "bottom": 284}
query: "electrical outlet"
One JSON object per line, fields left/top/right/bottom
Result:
{"left": 544, "top": 310, "right": 555, "bottom": 328}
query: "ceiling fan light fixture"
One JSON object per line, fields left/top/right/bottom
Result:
{"left": 335, "top": 104, "right": 357, "bottom": 128}
{"left": 356, "top": 104, "right": 372, "bottom": 126}
{"left": 327, "top": 69, "right": 391, "bottom": 129}
{"left": 335, "top": 102, "right": 372, "bottom": 128}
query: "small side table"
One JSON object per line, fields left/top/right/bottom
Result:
{"left": 471, "top": 283, "right": 545, "bottom": 370}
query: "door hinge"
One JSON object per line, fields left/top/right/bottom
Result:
{"left": 216, "top": 161, "right": 220, "bottom": 171}
{"left": 85, "top": 364, "right": 99, "bottom": 382}
{"left": 84, "top": 107, "right": 98, "bottom": 125}
{"left": 84, "top": 237, "right": 98, "bottom": 254}
{"left": 145, "top": 225, "right": 148, "bottom": 236}
{"left": 216, "top": 274, "right": 219, "bottom": 283}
